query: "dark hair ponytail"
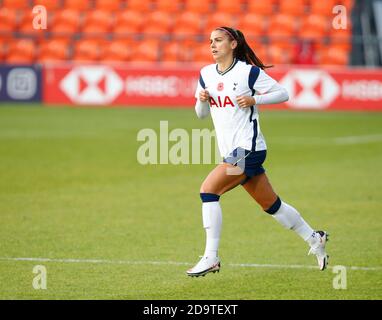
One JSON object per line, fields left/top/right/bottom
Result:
{"left": 217, "top": 26, "right": 272, "bottom": 69}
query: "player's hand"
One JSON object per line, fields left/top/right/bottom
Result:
{"left": 236, "top": 96, "right": 256, "bottom": 108}
{"left": 199, "top": 90, "right": 210, "bottom": 102}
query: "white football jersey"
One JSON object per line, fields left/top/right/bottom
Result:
{"left": 195, "top": 59, "right": 278, "bottom": 158}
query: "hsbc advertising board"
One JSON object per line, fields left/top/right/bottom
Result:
{"left": 274, "top": 68, "right": 382, "bottom": 111}
{"left": 43, "top": 64, "right": 382, "bottom": 111}
{"left": 43, "top": 65, "right": 198, "bottom": 107}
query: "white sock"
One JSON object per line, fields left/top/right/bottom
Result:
{"left": 272, "top": 201, "right": 315, "bottom": 241}
{"left": 202, "top": 201, "right": 222, "bottom": 257}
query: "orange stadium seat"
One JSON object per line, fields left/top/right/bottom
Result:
{"left": 330, "top": 36, "right": 352, "bottom": 53}
{"left": 114, "top": 10, "right": 146, "bottom": 34}
{"left": 101, "top": 39, "right": 132, "bottom": 62}
{"left": 205, "top": 12, "right": 236, "bottom": 33}
{"left": 245, "top": 38, "right": 269, "bottom": 63}
{"left": 301, "top": 14, "right": 329, "bottom": 32}
{"left": 130, "top": 39, "right": 160, "bottom": 62}
{"left": 270, "top": 35, "right": 296, "bottom": 50}
{"left": 146, "top": 11, "right": 173, "bottom": 31}
{"left": 310, "top": 0, "right": 339, "bottom": 16}
{"left": 268, "top": 14, "right": 296, "bottom": 46}
{"left": 247, "top": 2, "right": 274, "bottom": 16}
{"left": 279, "top": 0, "right": 306, "bottom": 16}
{"left": 141, "top": 24, "right": 170, "bottom": 37}
{"left": 179, "top": 40, "right": 195, "bottom": 62}
{"left": 50, "top": 9, "right": 82, "bottom": 36}
{"left": 269, "top": 13, "right": 296, "bottom": 33}
{"left": 6, "top": 39, "right": 36, "bottom": 64}
{"left": 0, "top": 38, "right": 8, "bottom": 60}
{"left": 238, "top": 27, "right": 265, "bottom": 42}
{"left": 63, "top": 0, "right": 90, "bottom": 11}
{"left": 171, "top": 37, "right": 202, "bottom": 57}
{"left": 33, "top": 0, "right": 63, "bottom": 10}
{"left": 141, "top": 11, "right": 173, "bottom": 37}
{"left": 2, "top": 0, "right": 30, "bottom": 10}
{"left": 125, "top": 0, "right": 152, "bottom": 13}
{"left": 267, "top": 43, "right": 292, "bottom": 65}
{"left": 255, "top": 47, "right": 269, "bottom": 66}
{"left": 115, "top": 10, "right": 143, "bottom": 31}
{"left": 51, "top": 9, "right": 81, "bottom": 29}
{"left": 72, "top": 39, "right": 102, "bottom": 61}
{"left": 298, "top": 28, "right": 326, "bottom": 42}
{"left": 81, "top": 24, "right": 109, "bottom": 38}
{"left": 82, "top": 10, "right": 113, "bottom": 37}
{"left": 155, "top": 0, "right": 181, "bottom": 13}
{"left": 113, "top": 24, "right": 141, "bottom": 37}
{"left": 298, "top": 14, "right": 329, "bottom": 39}
{"left": 0, "top": 8, "right": 19, "bottom": 32}
{"left": 38, "top": 39, "right": 69, "bottom": 62}
{"left": 95, "top": 0, "right": 123, "bottom": 11}
{"left": 51, "top": 22, "right": 79, "bottom": 36}
{"left": 268, "top": 14, "right": 296, "bottom": 49}
{"left": 173, "top": 12, "right": 202, "bottom": 31}
{"left": 172, "top": 25, "right": 201, "bottom": 40}
{"left": 161, "top": 41, "right": 184, "bottom": 63}
{"left": 216, "top": 0, "right": 244, "bottom": 15}
{"left": 330, "top": 26, "right": 352, "bottom": 51}
{"left": 184, "top": 0, "right": 212, "bottom": 14}
{"left": 84, "top": 10, "right": 113, "bottom": 28}
{"left": 192, "top": 42, "right": 213, "bottom": 64}
{"left": 161, "top": 47, "right": 179, "bottom": 63}
{"left": 236, "top": 13, "right": 267, "bottom": 38}
{"left": 318, "top": 46, "right": 349, "bottom": 65}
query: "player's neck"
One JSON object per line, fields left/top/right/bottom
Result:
{"left": 216, "top": 57, "right": 235, "bottom": 73}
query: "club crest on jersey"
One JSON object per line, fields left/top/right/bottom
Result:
{"left": 217, "top": 82, "right": 224, "bottom": 91}
{"left": 210, "top": 96, "right": 235, "bottom": 108}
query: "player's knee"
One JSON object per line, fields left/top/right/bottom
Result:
{"left": 200, "top": 182, "right": 217, "bottom": 194}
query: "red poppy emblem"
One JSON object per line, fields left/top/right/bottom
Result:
{"left": 217, "top": 82, "right": 224, "bottom": 91}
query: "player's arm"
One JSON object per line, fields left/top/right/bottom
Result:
{"left": 252, "top": 69, "right": 289, "bottom": 104}
{"left": 254, "top": 82, "right": 289, "bottom": 105}
{"left": 237, "top": 69, "right": 289, "bottom": 108}
{"left": 195, "top": 90, "right": 210, "bottom": 119}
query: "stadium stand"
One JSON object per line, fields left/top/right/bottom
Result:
{"left": 0, "top": 0, "right": 355, "bottom": 65}
{"left": 156, "top": 0, "right": 181, "bottom": 13}
{"left": 5, "top": 38, "right": 36, "bottom": 63}
{"left": 38, "top": 38, "right": 69, "bottom": 62}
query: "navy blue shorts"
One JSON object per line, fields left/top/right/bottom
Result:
{"left": 223, "top": 147, "right": 267, "bottom": 185}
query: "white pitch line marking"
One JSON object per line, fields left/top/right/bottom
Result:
{"left": 333, "top": 134, "right": 382, "bottom": 145}
{"left": 269, "top": 134, "right": 382, "bottom": 146}
{"left": 0, "top": 257, "right": 381, "bottom": 271}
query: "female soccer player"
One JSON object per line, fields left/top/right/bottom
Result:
{"left": 186, "top": 27, "right": 329, "bottom": 277}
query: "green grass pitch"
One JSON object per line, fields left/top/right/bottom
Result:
{"left": 0, "top": 104, "right": 381, "bottom": 299}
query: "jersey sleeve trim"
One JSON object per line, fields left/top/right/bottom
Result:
{"left": 199, "top": 74, "right": 206, "bottom": 89}
{"left": 248, "top": 66, "right": 260, "bottom": 95}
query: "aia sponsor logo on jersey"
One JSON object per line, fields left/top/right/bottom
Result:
{"left": 217, "top": 82, "right": 224, "bottom": 91}
{"left": 210, "top": 96, "right": 235, "bottom": 108}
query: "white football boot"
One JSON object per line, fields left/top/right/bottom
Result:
{"left": 186, "top": 255, "right": 221, "bottom": 277}
{"left": 308, "top": 230, "right": 329, "bottom": 271}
